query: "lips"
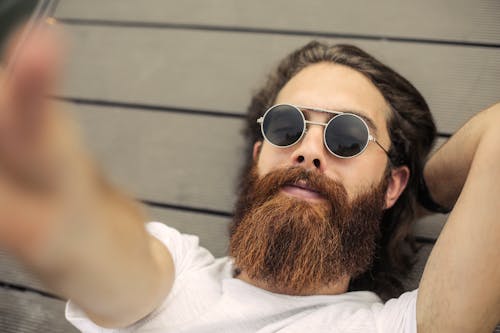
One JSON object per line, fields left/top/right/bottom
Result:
{"left": 281, "top": 180, "right": 324, "bottom": 200}
{"left": 290, "top": 180, "right": 319, "bottom": 193}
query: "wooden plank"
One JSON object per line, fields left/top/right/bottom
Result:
{"left": 0, "top": 103, "right": 448, "bottom": 296}
{"left": 0, "top": 201, "right": 438, "bottom": 290}
{"left": 0, "top": 252, "right": 48, "bottom": 293}
{"left": 54, "top": 0, "right": 500, "bottom": 44}
{"left": 413, "top": 214, "right": 446, "bottom": 241}
{"left": 0, "top": 245, "right": 438, "bottom": 297}
{"left": 59, "top": 25, "right": 500, "bottom": 134}
{"left": 69, "top": 102, "right": 245, "bottom": 212}
{"left": 0, "top": 205, "right": 231, "bottom": 294}
{"left": 0, "top": 244, "right": 434, "bottom": 333}
{"left": 70, "top": 104, "right": 453, "bottom": 217}
{"left": 0, "top": 288, "right": 77, "bottom": 333}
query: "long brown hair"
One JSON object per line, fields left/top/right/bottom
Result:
{"left": 238, "top": 41, "right": 437, "bottom": 301}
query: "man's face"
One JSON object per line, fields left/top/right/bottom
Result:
{"left": 256, "top": 62, "right": 394, "bottom": 202}
{"left": 230, "top": 62, "right": 409, "bottom": 295}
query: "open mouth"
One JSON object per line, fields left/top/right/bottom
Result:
{"left": 281, "top": 180, "right": 324, "bottom": 200}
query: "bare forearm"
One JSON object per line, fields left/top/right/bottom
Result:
{"left": 423, "top": 102, "right": 500, "bottom": 210}
{"left": 16, "top": 162, "right": 173, "bottom": 328}
{"left": 0, "top": 25, "right": 173, "bottom": 328}
{"left": 417, "top": 103, "right": 500, "bottom": 332}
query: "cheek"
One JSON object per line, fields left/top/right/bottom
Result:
{"left": 326, "top": 156, "right": 387, "bottom": 196}
{"left": 256, "top": 144, "right": 290, "bottom": 175}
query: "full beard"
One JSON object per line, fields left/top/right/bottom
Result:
{"left": 229, "top": 165, "right": 388, "bottom": 295}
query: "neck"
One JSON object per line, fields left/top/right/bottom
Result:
{"left": 236, "top": 270, "right": 351, "bottom": 296}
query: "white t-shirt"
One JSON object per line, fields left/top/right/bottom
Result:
{"left": 66, "top": 222, "right": 418, "bottom": 333}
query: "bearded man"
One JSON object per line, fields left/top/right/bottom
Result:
{"left": 0, "top": 24, "right": 499, "bottom": 333}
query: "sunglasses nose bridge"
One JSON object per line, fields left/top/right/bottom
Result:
{"left": 303, "top": 120, "right": 327, "bottom": 138}
{"left": 303, "top": 119, "right": 329, "bottom": 146}
{"left": 290, "top": 120, "right": 329, "bottom": 170}
{"left": 304, "top": 119, "right": 328, "bottom": 127}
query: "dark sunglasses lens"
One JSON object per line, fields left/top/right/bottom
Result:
{"left": 325, "top": 114, "right": 368, "bottom": 157}
{"left": 262, "top": 105, "right": 304, "bottom": 146}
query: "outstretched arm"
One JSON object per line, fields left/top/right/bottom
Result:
{"left": 0, "top": 23, "right": 174, "bottom": 328}
{"left": 416, "top": 102, "right": 500, "bottom": 332}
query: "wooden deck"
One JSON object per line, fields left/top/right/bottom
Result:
{"left": 1, "top": 0, "right": 499, "bottom": 331}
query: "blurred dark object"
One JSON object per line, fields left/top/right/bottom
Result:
{"left": 0, "top": 0, "right": 39, "bottom": 59}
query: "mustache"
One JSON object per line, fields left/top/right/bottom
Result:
{"left": 247, "top": 166, "right": 348, "bottom": 207}
{"left": 230, "top": 163, "right": 389, "bottom": 294}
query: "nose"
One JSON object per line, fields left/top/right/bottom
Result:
{"left": 290, "top": 124, "right": 327, "bottom": 172}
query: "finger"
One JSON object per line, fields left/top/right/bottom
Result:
{"left": 3, "top": 18, "right": 63, "bottom": 89}
{"left": 4, "top": 19, "right": 64, "bottom": 132}
{"left": 0, "top": 20, "right": 66, "bottom": 191}
{"left": 0, "top": 19, "right": 64, "bottom": 143}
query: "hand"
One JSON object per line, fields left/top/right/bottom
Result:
{"left": 0, "top": 20, "right": 91, "bottom": 263}
{"left": 0, "top": 23, "right": 170, "bottom": 324}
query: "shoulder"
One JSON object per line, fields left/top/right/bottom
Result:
{"left": 371, "top": 289, "right": 418, "bottom": 333}
{"left": 145, "top": 221, "right": 216, "bottom": 277}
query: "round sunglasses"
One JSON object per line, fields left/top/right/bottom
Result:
{"left": 257, "top": 104, "right": 390, "bottom": 159}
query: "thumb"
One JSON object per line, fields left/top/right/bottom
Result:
{"left": 0, "top": 18, "right": 65, "bottom": 146}
{"left": 0, "top": 19, "right": 67, "bottom": 192}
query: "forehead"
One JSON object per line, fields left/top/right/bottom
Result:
{"left": 274, "top": 62, "right": 391, "bottom": 137}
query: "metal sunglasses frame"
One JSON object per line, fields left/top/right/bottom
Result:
{"left": 256, "top": 104, "right": 390, "bottom": 159}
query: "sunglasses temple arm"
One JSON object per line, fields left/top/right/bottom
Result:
{"left": 372, "top": 139, "right": 393, "bottom": 162}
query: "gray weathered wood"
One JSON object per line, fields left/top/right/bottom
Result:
{"left": 54, "top": 0, "right": 500, "bottom": 44}
{"left": 0, "top": 203, "right": 439, "bottom": 294}
{"left": 0, "top": 101, "right": 446, "bottom": 296}
{"left": 3, "top": 1, "right": 498, "bottom": 332}
{"left": 0, "top": 205, "right": 231, "bottom": 294}
{"left": 0, "top": 288, "right": 77, "bottom": 333}
{"left": 59, "top": 25, "right": 500, "bottom": 135}
{"left": 0, "top": 251, "right": 48, "bottom": 293}
{"left": 69, "top": 102, "right": 245, "bottom": 212}
{"left": 413, "top": 214, "right": 446, "bottom": 241}
{"left": 70, "top": 103, "right": 452, "bottom": 218}
{"left": 0, "top": 243, "right": 436, "bottom": 333}
{"left": 2, "top": 252, "right": 498, "bottom": 331}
